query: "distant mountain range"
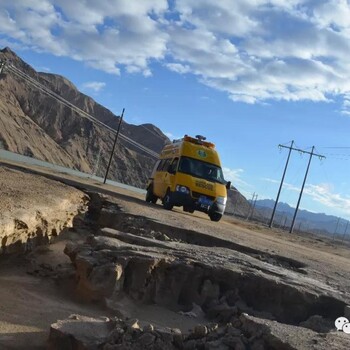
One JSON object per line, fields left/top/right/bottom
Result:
{"left": 253, "top": 199, "right": 349, "bottom": 238}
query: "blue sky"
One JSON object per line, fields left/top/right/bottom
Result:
{"left": 1, "top": 0, "right": 350, "bottom": 220}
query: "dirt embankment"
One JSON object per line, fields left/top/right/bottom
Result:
{"left": 0, "top": 165, "right": 87, "bottom": 253}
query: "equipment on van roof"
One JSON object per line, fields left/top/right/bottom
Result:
{"left": 146, "top": 135, "right": 231, "bottom": 222}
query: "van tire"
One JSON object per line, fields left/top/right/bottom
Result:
{"left": 163, "top": 190, "right": 173, "bottom": 210}
{"left": 209, "top": 213, "right": 222, "bottom": 222}
{"left": 146, "top": 185, "right": 157, "bottom": 204}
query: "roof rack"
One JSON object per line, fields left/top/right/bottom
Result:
{"left": 195, "top": 135, "right": 206, "bottom": 141}
{"left": 184, "top": 135, "right": 215, "bottom": 148}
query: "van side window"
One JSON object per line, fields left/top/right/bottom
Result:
{"left": 163, "top": 159, "right": 171, "bottom": 171}
{"left": 169, "top": 158, "right": 179, "bottom": 173}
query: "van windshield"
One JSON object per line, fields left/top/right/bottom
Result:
{"left": 178, "top": 156, "right": 225, "bottom": 184}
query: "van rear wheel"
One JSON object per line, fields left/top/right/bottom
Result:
{"left": 146, "top": 185, "right": 157, "bottom": 204}
{"left": 209, "top": 212, "right": 222, "bottom": 222}
{"left": 163, "top": 190, "right": 173, "bottom": 210}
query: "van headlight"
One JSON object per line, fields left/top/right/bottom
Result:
{"left": 217, "top": 196, "right": 227, "bottom": 205}
{"left": 176, "top": 185, "right": 190, "bottom": 194}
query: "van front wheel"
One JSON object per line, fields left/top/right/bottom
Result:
{"left": 209, "top": 213, "right": 222, "bottom": 222}
{"left": 163, "top": 190, "right": 173, "bottom": 210}
{"left": 146, "top": 186, "right": 157, "bottom": 204}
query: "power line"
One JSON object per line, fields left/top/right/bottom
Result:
{"left": 3, "top": 61, "right": 159, "bottom": 159}
{"left": 246, "top": 192, "right": 258, "bottom": 220}
{"left": 322, "top": 147, "right": 350, "bottom": 149}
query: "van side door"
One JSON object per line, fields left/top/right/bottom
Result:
{"left": 159, "top": 158, "right": 172, "bottom": 198}
{"left": 153, "top": 159, "right": 166, "bottom": 197}
{"left": 164, "top": 158, "right": 179, "bottom": 196}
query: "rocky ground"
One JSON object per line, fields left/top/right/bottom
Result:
{"left": 0, "top": 162, "right": 349, "bottom": 349}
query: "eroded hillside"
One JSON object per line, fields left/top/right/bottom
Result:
{"left": 0, "top": 47, "right": 168, "bottom": 188}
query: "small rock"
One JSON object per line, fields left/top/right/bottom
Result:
{"left": 207, "top": 323, "right": 219, "bottom": 332}
{"left": 171, "top": 328, "right": 182, "bottom": 335}
{"left": 107, "top": 327, "right": 125, "bottom": 343}
{"left": 125, "top": 318, "right": 140, "bottom": 329}
{"left": 193, "top": 325, "right": 208, "bottom": 338}
{"left": 201, "top": 279, "right": 220, "bottom": 301}
{"left": 159, "top": 233, "right": 171, "bottom": 241}
{"left": 68, "top": 314, "right": 80, "bottom": 320}
{"left": 172, "top": 328, "right": 183, "bottom": 348}
{"left": 143, "top": 323, "right": 154, "bottom": 332}
{"left": 48, "top": 315, "right": 114, "bottom": 349}
{"left": 155, "top": 327, "right": 174, "bottom": 343}
{"left": 179, "top": 303, "right": 205, "bottom": 318}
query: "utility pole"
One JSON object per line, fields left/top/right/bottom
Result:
{"left": 246, "top": 193, "right": 255, "bottom": 220}
{"left": 298, "top": 221, "right": 302, "bottom": 232}
{"left": 279, "top": 212, "right": 285, "bottom": 228}
{"left": 269, "top": 141, "right": 294, "bottom": 228}
{"left": 332, "top": 217, "right": 341, "bottom": 240}
{"left": 103, "top": 108, "right": 125, "bottom": 184}
{"left": 247, "top": 193, "right": 258, "bottom": 220}
{"left": 289, "top": 146, "right": 325, "bottom": 233}
{"left": 283, "top": 216, "right": 288, "bottom": 230}
{"left": 250, "top": 193, "right": 258, "bottom": 220}
{"left": 342, "top": 220, "right": 349, "bottom": 242}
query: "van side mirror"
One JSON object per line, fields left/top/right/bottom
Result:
{"left": 225, "top": 181, "right": 231, "bottom": 190}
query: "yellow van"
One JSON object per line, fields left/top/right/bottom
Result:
{"left": 146, "top": 135, "right": 231, "bottom": 222}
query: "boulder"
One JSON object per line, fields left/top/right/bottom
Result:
{"left": 48, "top": 315, "right": 114, "bottom": 350}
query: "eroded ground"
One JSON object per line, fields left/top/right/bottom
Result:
{"left": 0, "top": 163, "right": 349, "bottom": 349}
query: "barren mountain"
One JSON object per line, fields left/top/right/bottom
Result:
{"left": 0, "top": 47, "right": 168, "bottom": 187}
